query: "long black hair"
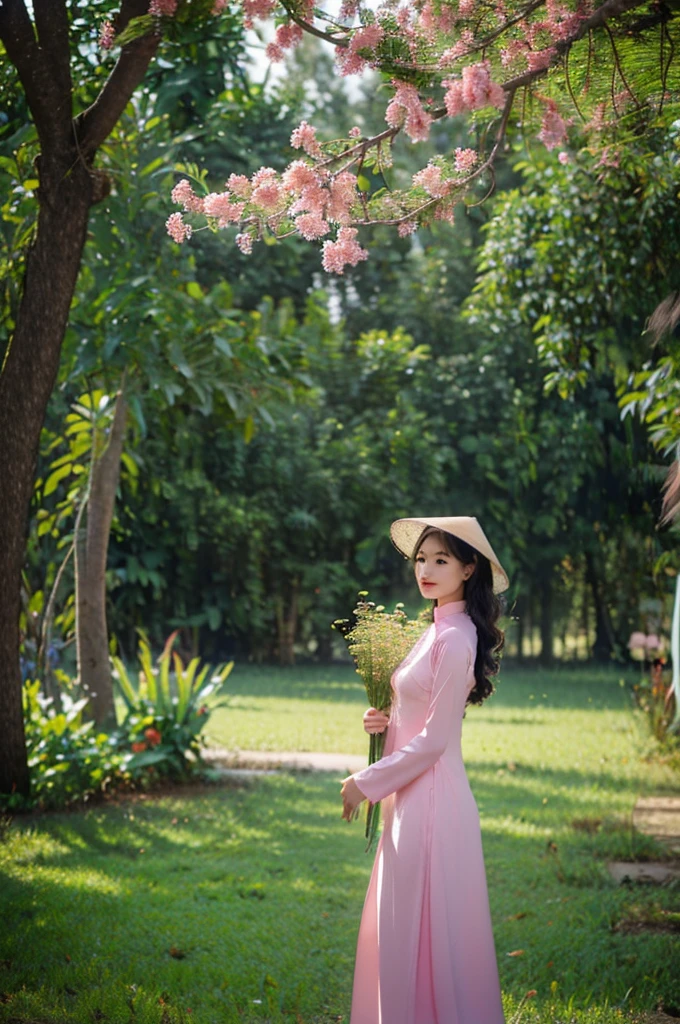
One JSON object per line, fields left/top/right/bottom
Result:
{"left": 414, "top": 526, "right": 504, "bottom": 705}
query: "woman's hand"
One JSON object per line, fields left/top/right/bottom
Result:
{"left": 363, "top": 707, "right": 389, "bottom": 735}
{"left": 341, "top": 776, "right": 366, "bottom": 822}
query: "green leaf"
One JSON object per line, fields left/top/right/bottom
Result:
{"left": 114, "top": 14, "right": 154, "bottom": 47}
{"left": 43, "top": 464, "right": 73, "bottom": 496}
{"left": 186, "top": 281, "right": 203, "bottom": 300}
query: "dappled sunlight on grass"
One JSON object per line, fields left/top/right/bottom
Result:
{"left": 1, "top": 664, "right": 678, "bottom": 1023}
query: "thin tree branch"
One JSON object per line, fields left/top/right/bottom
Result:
{"left": 659, "top": 20, "right": 674, "bottom": 116}
{"left": 500, "top": 0, "right": 649, "bottom": 94}
{"left": 75, "top": 0, "right": 161, "bottom": 157}
{"left": 0, "top": 0, "right": 72, "bottom": 157}
{"left": 33, "top": 0, "right": 72, "bottom": 107}
{"left": 604, "top": 20, "right": 642, "bottom": 108}
{"left": 37, "top": 539, "right": 74, "bottom": 684}
{"left": 565, "top": 43, "right": 586, "bottom": 121}
{"left": 280, "top": 0, "right": 348, "bottom": 46}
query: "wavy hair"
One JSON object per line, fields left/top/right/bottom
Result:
{"left": 414, "top": 526, "right": 504, "bottom": 705}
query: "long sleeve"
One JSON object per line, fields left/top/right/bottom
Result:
{"left": 352, "top": 626, "right": 474, "bottom": 805}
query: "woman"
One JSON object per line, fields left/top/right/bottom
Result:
{"left": 340, "top": 516, "right": 508, "bottom": 1024}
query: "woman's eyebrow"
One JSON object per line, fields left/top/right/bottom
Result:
{"left": 417, "top": 549, "right": 449, "bottom": 557}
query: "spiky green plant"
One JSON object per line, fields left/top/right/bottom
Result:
{"left": 111, "top": 630, "right": 233, "bottom": 778}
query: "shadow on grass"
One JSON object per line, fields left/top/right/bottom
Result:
{"left": 1, "top": 767, "right": 678, "bottom": 1023}
{"left": 220, "top": 661, "right": 638, "bottom": 712}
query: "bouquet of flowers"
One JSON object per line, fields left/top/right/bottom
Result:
{"left": 334, "top": 593, "right": 429, "bottom": 851}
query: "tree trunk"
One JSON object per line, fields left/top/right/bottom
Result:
{"left": 0, "top": 1, "right": 160, "bottom": 797}
{"left": 585, "top": 549, "right": 616, "bottom": 662}
{"left": 539, "top": 573, "right": 554, "bottom": 666}
{"left": 75, "top": 385, "right": 128, "bottom": 726}
{"left": 276, "top": 583, "right": 299, "bottom": 667}
{"left": 514, "top": 593, "right": 525, "bottom": 661}
{"left": 0, "top": 163, "right": 93, "bottom": 797}
{"left": 315, "top": 630, "right": 333, "bottom": 662}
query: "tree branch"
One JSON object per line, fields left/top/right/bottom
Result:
{"left": 501, "top": 0, "right": 650, "bottom": 94}
{"left": 33, "top": 0, "right": 72, "bottom": 109}
{"left": 75, "top": 0, "right": 161, "bottom": 158}
{"left": 0, "top": 0, "right": 72, "bottom": 157}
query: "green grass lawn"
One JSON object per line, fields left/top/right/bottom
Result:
{"left": 1, "top": 662, "right": 678, "bottom": 1024}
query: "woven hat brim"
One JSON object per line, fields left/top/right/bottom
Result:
{"left": 390, "top": 516, "right": 510, "bottom": 594}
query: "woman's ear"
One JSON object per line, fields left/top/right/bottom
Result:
{"left": 463, "top": 557, "right": 477, "bottom": 580}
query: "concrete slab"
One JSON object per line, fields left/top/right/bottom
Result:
{"left": 633, "top": 795, "right": 680, "bottom": 852}
{"left": 607, "top": 860, "right": 680, "bottom": 885}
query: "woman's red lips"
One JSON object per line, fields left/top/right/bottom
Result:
{"left": 421, "top": 581, "right": 435, "bottom": 586}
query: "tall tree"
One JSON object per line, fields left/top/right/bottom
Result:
{"left": 0, "top": 0, "right": 245, "bottom": 796}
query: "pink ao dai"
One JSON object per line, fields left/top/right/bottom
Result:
{"left": 350, "top": 599, "right": 505, "bottom": 1024}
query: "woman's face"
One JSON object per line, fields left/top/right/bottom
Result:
{"left": 414, "top": 533, "right": 473, "bottom": 606}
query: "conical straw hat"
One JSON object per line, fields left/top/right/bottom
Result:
{"left": 390, "top": 516, "right": 509, "bottom": 594}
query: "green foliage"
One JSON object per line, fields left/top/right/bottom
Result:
{"left": 112, "top": 632, "right": 233, "bottom": 778}
{"left": 1, "top": 681, "right": 128, "bottom": 812}
{"left": 468, "top": 140, "right": 680, "bottom": 398}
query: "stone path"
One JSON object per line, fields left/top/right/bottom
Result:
{"left": 605, "top": 794, "right": 680, "bottom": 886}
{"left": 203, "top": 746, "right": 366, "bottom": 775}
{"left": 633, "top": 795, "right": 680, "bottom": 855}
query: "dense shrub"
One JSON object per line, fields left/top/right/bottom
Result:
{"left": 1, "top": 681, "right": 129, "bottom": 812}
{"left": 1, "top": 637, "right": 232, "bottom": 812}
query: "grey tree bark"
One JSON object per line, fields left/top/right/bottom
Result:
{"left": 75, "top": 386, "right": 128, "bottom": 727}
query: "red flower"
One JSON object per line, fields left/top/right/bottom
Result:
{"left": 131, "top": 741, "right": 147, "bottom": 753}
{"left": 144, "top": 727, "right": 162, "bottom": 746}
{"left": 198, "top": 705, "right": 208, "bottom": 716}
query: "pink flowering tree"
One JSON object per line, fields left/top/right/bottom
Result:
{"left": 165, "top": 0, "right": 680, "bottom": 273}
{"left": 0, "top": 0, "right": 676, "bottom": 800}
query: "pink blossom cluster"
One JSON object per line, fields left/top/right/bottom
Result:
{"left": 204, "top": 192, "right": 245, "bottom": 226}
{"left": 290, "top": 120, "right": 322, "bottom": 159}
{"left": 526, "top": 46, "right": 557, "bottom": 71}
{"left": 339, "top": 0, "right": 361, "bottom": 18}
{"left": 212, "top": 0, "right": 229, "bottom": 11}
{"left": 420, "top": 0, "right": 456, "bottom": 38}
{"left": 337, "top": 23, "right": 385, "bottom": 76}
{"left": 454, "top": 147, "right": 478, "bottom": 174}
{"left": 171, "top": 178, "right": 205, "bottom": 214}
{"left": 266, "top": 21, "right": 303, "bottom": 62}
{"left": 412, "top": 163, "right": 452, "bottom": 199}
{"left": 438, "top": 30, "right": 475, "bottom": 68}
{"left": 538, "top": 98, "right": 567, "bottom": 150}
{"left": 500, "top": 38, "right": 528, "bottom": 67}
{"left": 241, "top": 0, "right": 277, "bottom": 28}
{"left": 321, "top": 227, "right": 368, "bottom": 274}
{"left": 99, "top": 20, "right": 115, "bottom": 50}
{"left": 250, "top": 166, "right": 285, "bottom": 212}
{"left": 398, "top": 219, "right": 418, "bottom": 237}
{"left": 285, "top": 162, "right": 360, "bottom": 238}
{"left": 149, "top": 0, "right": 177, "bottom": 15}
{"left": 542, "top": 0, "right": 582, "bottom": 41}
{"left": 385, "top": 82, "right": 433, "bottom": 143}
{"left": 166, "top": 212, "right": 192, "bottom": 243}
{"left": 628, "top": 632, "right": 663, "bottom": 651}
{"left": 443, "top": 61, "right": 505, "bottom": 117}
{"left": 236, "top": 233, "right": 253, "bottom": 254}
